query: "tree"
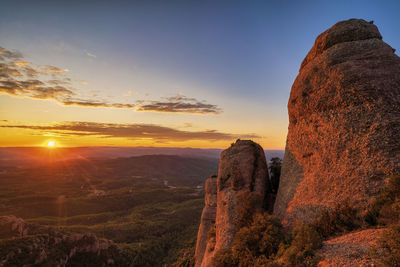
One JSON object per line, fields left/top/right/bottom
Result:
{"left": 231, "top": 214, "right": 285, "bottom": 266}
{"left": 269, "top": 158, "right": 282, "bottom": 193}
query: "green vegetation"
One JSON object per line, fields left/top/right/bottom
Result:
{"left": 0, "top": 232, "right": 133, "bottom": 266}
{"left": 366, "top": 174, "right": 400, "bottom": 226}
{"left": 231, "top": 214, "right": 285, "bottom": 265}
{"left": 0, "top": 155, "right": 217, "bottom": 266}
{"left": 212, "top": 250, "right": 237, "bottom": 267}
{"left": 170, "top": 243, "right": 196, "bottom": 267}
{"left": 312, "top": 203, "right": 361, "bottom": 238}
{"left": 269, "top": 157, "right": 282, "bottom": 193}
{"left": 212, "top": 211, "right": 323, "bottom": 267}
{"left": 210, "top": 190, "right": 379, "bottom": 267}
{"left": 234, "top": 191, "right": 263, "bottom": 228}
{"left": 371, "top": 224, "right": 400, "bottom": 266}
{"left": 367, "top": 175, "right": 400, "bottom": 266}
{"left": 277, "top": 223, "right": 322, "bottom": 267}
{"left": 2, "top": 153, "right": 396, "bottom": 266}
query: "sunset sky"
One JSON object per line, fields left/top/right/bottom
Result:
{"left": 1, "top": 0, "right": 399, "bottom": 149}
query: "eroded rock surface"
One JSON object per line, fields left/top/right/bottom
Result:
{"left": 316, "top": 228, "right": 384, "bottom": 267}
{"left": 197, "top": 140, "right": 272, "bottom": 267}
{"left": 0, "top": 215, "right": 29, "bottom": 238}
{"left": 195, "top": 175, "right": 217, "bottom": 267}
{"left": 274, "top": 19, "right": 400, "bottom": 225}
{"left": 215, "top": 140, "right": 271, "bottom": 252}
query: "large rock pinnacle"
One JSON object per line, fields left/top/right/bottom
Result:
{"left": 274, "top": 19, "right": 400, "bottom": 225}
{"left": 196, "top": 140, "right": 272, "bottom": 267}
{"left": 215, "top": 140, "right": 271, "bottom": 251}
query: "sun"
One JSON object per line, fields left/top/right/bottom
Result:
{"left": 47, "top": 141, "right": 55, "bottom": 148}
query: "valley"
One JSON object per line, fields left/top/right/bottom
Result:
{"left": 0, "top": 154, "right": 218, "bottom": 266}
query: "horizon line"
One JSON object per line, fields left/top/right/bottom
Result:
{"left": 0, "top": 145, "right": 285, "bottom": 150}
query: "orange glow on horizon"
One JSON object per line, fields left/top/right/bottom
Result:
{"left": 0, "top": 135, "right": 285, "bottom": 150}
{"left": 0, "top": 126, "right": 286, "bottom": 150}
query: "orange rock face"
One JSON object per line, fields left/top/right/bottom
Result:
{"left": 196, "top": 139, "right": 272, "bottom": 267}
{"left": 215, "top": 140, "right": 270, "bottom": 253}
{"left": 194, "top": 175, "right": 217, "bottom": 267}
{"left": 316, "top": 228, "right": 384, "bottom": 266}
{"left": 274, "top": 19, "right": 400, "bottom": 225}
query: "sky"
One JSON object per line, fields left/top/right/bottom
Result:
{"left": 0, "top": 0, "right": 399, "bottom": 149}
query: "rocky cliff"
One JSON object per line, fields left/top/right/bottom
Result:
{"left": 274, "top": 19, "right": 400, "bottom": 225}
{"left": 195, "top": 140, "right": 272, "bottom": 267}
{"left": 195, "top": 175, "right": 217, "bottom": 267}
{"left": 0, "top": 216, "right": 130, "bottom": 266}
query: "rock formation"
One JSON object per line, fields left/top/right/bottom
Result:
{"left": 195, "top": 175, "right": 217, "bottom": 267}
{"left": 0, "top": 215, "right": 29, "bottom": 238}
{"left": 274, "top": 19, "right": 400, "bottom": 225}
{"left": 0, "top": 216, "right": 129, "bottom": 266}
{"left": 195, "top": 139, "right": 272, "bottom": 267}
{"left": 316, "top": 228, "right": 384, "bottom": 266}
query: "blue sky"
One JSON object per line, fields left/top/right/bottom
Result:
{"left": 0, "top": 0, "right": 399, "bottom": 148}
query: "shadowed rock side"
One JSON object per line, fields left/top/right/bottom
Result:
{"left": 197, "top": 139, "right": 272, "bottom": 267}
{"left": 195, "top": 175, "right": 217, "bottom": 267}
{"left": 274, "top": 19, "right": 400, "bottom": 225}
{"left": 273, "top": 148, "right": 303, "bottom": 221}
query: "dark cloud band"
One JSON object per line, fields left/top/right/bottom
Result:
{"left": 136, "top": 100, "right": 222, "bottom": 114}
{"left": 0, "top": 121, "right": 259, "bottom": 142}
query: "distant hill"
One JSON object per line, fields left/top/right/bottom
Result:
{"left": 100, "top": 155, "right": 219, "bottom": 186}
{"left": 0, "top": 147, "right": 284, "bottom": 168}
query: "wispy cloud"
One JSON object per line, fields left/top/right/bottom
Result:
{"left": 0, "top": 48, "right": 76, "bottom": 102}
{"left": 135, "top": 94, "right": 222, "bottom": 114}
{"left": 0, "top": 46, "right": 222, "bottom": 114}
{"left": 123, "top": 90, "right": 137, "bottom": 97}
{"left": 0, "top": 76, "right": 74, "bottom": 99}
{"left": 38, "top": 65, "right": 69, "bottom": 75}
{"left": 85, "top": 51, "right": 96, "bottom": 58}
{"left": 137, "top": 98, "right": 221, "bottom": 114}
{"left": 62, "top": 100, "right": 135, "bottom": 108}
{"left": 0, "top": 121, "right": 259, "bottom": 142}
{"left": 0, "top": 47, "right": 23, "bottom": 60}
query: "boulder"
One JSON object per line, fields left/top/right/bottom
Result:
{"left": 274, "top": 19, "right": 400, "bottom": 225}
